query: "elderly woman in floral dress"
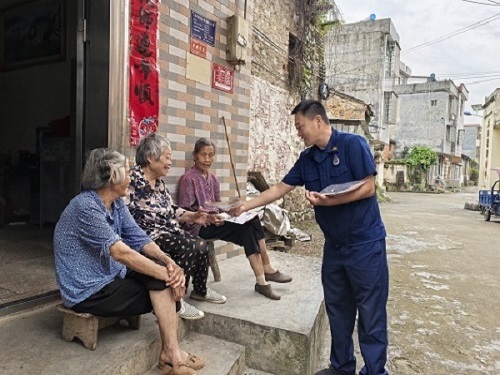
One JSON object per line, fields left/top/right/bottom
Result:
{"left": 126, "top": 133, "right": 226, "bottom": 320}
{"left": 54, "top": 148, "right": 204, "bottom": 375}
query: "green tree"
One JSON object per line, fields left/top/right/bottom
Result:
{"left": 405, "top": 146, "right": 438, "bottom": 171}
{"left": 469, "top": 160, "right": 479, "bottom": 185}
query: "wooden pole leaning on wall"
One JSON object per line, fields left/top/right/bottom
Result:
{"left": 221, "top": 116, "right": 241, "bottom": 199}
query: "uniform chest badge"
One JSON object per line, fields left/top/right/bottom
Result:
{"left": 331, "top": 146, "right": 340, "bottom": 166}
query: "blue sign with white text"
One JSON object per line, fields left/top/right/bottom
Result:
{"left": 190, "top": 11, "right": 216, "bottom": 47}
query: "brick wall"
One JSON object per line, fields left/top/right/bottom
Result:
{"left": 325, "top": 93, "right": 366, "bottom": 121}
{"left": 125, "top": 0, "right": 254, "bottom": 259}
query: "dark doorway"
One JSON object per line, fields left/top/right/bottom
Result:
{"left": 0, "top": 0, "right": 110, "bottom": 310}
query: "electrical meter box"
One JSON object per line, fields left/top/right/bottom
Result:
{"left": 226, "top": 15, "right": 248, "bottom": 65}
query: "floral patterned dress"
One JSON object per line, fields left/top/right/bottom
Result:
{"left": 126, "top": 165, "right": 209, "bottom": 295}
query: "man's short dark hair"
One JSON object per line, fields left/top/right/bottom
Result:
{"left": 291, "top": 100, "right": 329, "bottom": 124}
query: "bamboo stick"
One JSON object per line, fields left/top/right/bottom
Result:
{"left": 221, "top": 116, "right": 241, "bottom": 199}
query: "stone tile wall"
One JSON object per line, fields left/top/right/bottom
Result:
{"left": 249, "top": 76, "right": 314, "bottom": 222}
{"left": 249, "top": 0, "right": 322, "bottom": 222}
{"left": 251, "top": 0, "right": 297, "bottom": 91}
{"left": 125, "top": 0, "right": 254, "bottom": 259}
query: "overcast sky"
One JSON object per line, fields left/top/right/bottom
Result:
{"left": 335, "top": 0, "right": 500, "bottom": 123}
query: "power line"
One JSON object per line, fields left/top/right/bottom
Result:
{"left": 459, "top": 0, "right": 500, "bottom": 5}
{"left": 463, "top": 77, "right": 500, "bottom": 85}
{"left": 324, "top": 28, "right": 500, "bottom": 80}
{"left": 333, "top": 72, "right": 500, "bottom": 80}
{"left": 437, "top": 70, "right": 500, "bottom": 77}
{"left": 323, "top": 18, "right": 500, "bottom": 87}
{"left": 324, "top": 69, "right": 500, "bottom": 84}
{"left": 404, "top": 13, "right": 500, "bottom": 54}
{"left": 325, "top": 47, "right": 500, "bottom": 86}
{"left": 455, "top": 74, "right": 500, "bottom": 80}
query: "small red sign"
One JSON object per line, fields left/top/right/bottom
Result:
{"left": 190, "top": 38, "right": 207, "bottom": 58}
{"left": 212, "top": 63, "right": 234, "bottom": 93}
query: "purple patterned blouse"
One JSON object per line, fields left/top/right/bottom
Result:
{"left": 178, "top": 166, "right": 220, "bottom": 236}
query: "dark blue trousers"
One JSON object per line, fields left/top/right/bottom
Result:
{"left": 322, "top": 239, "right": 389, "bottom": 375}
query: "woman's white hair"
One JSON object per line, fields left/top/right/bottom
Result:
{"left": 135, "top": 133, "right": 170, "bottom": 167}
{"left": 81, "top": 148, "right": 127, "bottom": 190}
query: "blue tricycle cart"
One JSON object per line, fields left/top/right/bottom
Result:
{"left": 479, "top": 171, "right": 500, "bottom": 221}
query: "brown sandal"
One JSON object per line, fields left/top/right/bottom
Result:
{"left": 158, "top": 353, "right": 205, "bottom": 374}
{"left": 184, "top": 353, "right": 205, "bottom": 370}
{"left": 159, "top": 362, "right": 196, "bottom": 375}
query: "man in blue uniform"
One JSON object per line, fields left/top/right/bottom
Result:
{"left": 231, "top": 100, "right": 389, "bottom": 375}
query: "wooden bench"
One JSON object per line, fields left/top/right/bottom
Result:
{"left": 57, "top": 304, "right": 141, "bottom": 350}
{"left": 206, "top": 239, "right": 221, "bottom": 282}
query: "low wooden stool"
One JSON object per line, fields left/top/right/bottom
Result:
{"left": 206, "top": 239, "right": 221, "bottom": 282}
{"left": 57, "top": 304, "right": 141, "bottom": 350}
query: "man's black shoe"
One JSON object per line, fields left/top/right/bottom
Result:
{"left": 314, "top": 366, "right": 339, "bottom": 375}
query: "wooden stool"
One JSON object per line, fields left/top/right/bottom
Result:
{"left": 206, "top": 239, "right": 221, "bottom": 282}
{"left": 57, "top": 304, "right": 141, "bottom": 350}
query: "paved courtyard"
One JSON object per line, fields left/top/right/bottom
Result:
{"left": 292, "top": 188, "right": 500, "bottom": 375}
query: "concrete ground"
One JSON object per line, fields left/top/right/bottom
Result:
{"left": 292, "top": 187, "right": 500, "bottom": 375}
{"left": 0, "top": 251, "right": 326, "bottom": 375}
{"left": 0, "top": 226, "right": 55, "bottom": 306}
{"left": 2, "top": 187, "right": 499, "bottom": 374}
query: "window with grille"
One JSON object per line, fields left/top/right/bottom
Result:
{"left": 384, "top": 92, "right": 391, "bottom": 123}
{"left": 385, "top": 42, "right": 395, "bottom": 77}
{"left": 431, "top": 100, "right": 437, "bottom": 106}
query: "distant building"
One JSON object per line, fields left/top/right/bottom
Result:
{"left": 323, "top": 18, "right": 409, "bottom": 189}
{"left": 325, "top": 91, "right": 373, "bottom": 141}
{"left": 324, "top": 18, "right": 401, "bottom": 147}
{"left": 394, "top": 79, "right": 469, "bottom": 187}
{"left": 463, "top": 123, "right": 481, "bottom": 162}
{"left": 478, "top": 88, "right": 500, "bottom": 189}
{"left": 398, "top": 62, "right": 412, "bottom": 85}
{"left": 462, "top": 123, "right": 481, "bottom": 186}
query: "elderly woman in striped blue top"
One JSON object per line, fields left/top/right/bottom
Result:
{"left": 54, "top": 148, "right": 204, "bottom": 375}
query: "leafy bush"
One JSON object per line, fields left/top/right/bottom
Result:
{"left": 405, "top": 146, "right": 438, "bottom": 171}
{"left": 469, "top": 160, "right": 479, "bottom": 185}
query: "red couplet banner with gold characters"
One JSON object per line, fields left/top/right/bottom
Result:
{"left": 129, "top": 0, "right": 159, "bottom": 146}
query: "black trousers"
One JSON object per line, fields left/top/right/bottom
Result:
{"left": 72, "top": 269, "right": 180, "bottom": 317}
{"left": 199, "top": 216, "right": 265, "bottom": 257}
{"left": 155, "top": 231, "right": 209, "bottom": 296}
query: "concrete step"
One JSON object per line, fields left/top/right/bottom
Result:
{"left": 187, "top": 251, "right": 327, "bottom": 375}
{"left": 243, "top": 368, "right": 275, "bottom": 375}
{"left": 0, "top": 251, "right": 326, "bottom": 375}
{"left": 144, "top": 332, "right": 245, "bottom": 375}
{"left": 0, "top": 302, "right": 164, "bottom": 375}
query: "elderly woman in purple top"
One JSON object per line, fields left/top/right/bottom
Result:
{"left": 178, "top": 138, "right": 292, "bottom": 300}
{"left": 54, "top": 148, "right": 204, "bottom": 375}
{"left": 126, "top": 133, "right": 226, "bottom": 321}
